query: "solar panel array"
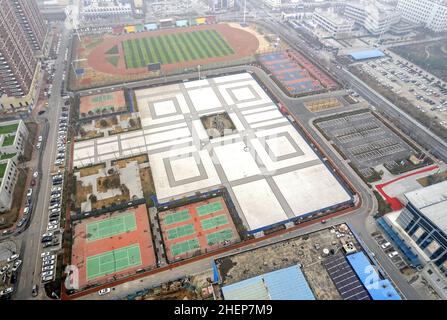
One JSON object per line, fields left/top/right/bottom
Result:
{"left": 323, "top": 254, "right": 370, "bottom": 300}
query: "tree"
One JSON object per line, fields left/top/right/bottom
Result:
{"left": 99, "top": 119, "right": 108, "bottom": 128}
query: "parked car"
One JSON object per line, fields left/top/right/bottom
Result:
{"left": 12, "top": 260, "right": 22, "bottom": 272}
{"left": 47, "top": 225, "right": 58, "bottom": 231}
{"left": 7, "top": 254, "right": 19, "bottom": 262}
{"left": 33, "top": 171, "right": 39, "bottom": 178}
{"left": 17, "top": 217, "right": 26, "bottom": 228}
{"left": 41, "top": 252, "right": 51, "bottom": 258}
{"left": 380, "top": 242, "right": 391, "bottom": 249}
{"left": 42, "top": 271, "right": 54, "bottom": 277}
{"left": 98, "top": 288, "right": 111, "bottom": 296}
{"left": 0, "top": 287, "right": 13, "bottom": 296}
{"left": 32, "top": 284, "right": 39, "bottom": 297}
{"left": 388, "top": 251, "right": 399, "bottom": 258}
{"left": 42, "top": 255, "right": 55, "bottom": 261}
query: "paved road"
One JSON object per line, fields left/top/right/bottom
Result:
{"left": 13, "top": 26, "right": 70, "bottom": 300}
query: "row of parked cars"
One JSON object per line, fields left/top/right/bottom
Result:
{"left": 40, "top": 252, "right": 56, "bottom": 283}
{"left": 39, "top": 170, "right": 65, "bottom": 283}
{"left": 0, "top": 254, "right": 22, "bottom": 299}
{"left": 55, "top": 106, "right": 69, "bottom": 167}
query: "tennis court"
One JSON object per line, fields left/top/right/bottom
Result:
{"left": 163, "top": 209, "right": 191, "bottom": 225}
{"left": 206, "top": 229, "right": 234, "bottom": 245}
{"left": 201, "top": 215, "right": 229, "bottom": 230}
{"left": 196, "top": 201, "right": 223, "bottom": 216}
{"left": 86, "top": 244, "right": 142, "bottom": 280}
{"left": 171, "top": 238, "right": 200, "bottom": 257}
{"left": 86, "top": 212, "right": 136, "bottom": 242}
{"left": 167, "top": 223, "right": 195, "bottom": 240}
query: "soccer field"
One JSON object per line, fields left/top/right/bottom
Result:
{"left": 122, "top": 29, "right": 235, "bottom": 68}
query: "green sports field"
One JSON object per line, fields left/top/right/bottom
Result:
{"left": 86, "top": 244, "right": 142, "bottom": 280}
{"left": 86, "top": 213, "right": 136, "bottom": 242}
{"left": 122, "top": 29, "right": 235, "bottom": 68}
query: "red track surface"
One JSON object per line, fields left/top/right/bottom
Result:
{"left": 87, "top": 24, "right": 259, "bottom": 75}
{"left": 375, "top": 165, "right": 439, "bottom": 210}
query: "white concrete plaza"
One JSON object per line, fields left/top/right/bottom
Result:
{"left": 73, "top": 73, "right": 352, "bottom": 232}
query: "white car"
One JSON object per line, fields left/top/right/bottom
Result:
{"left": 42, "top": 276, "right": 53, "bottom": 282}
{"left": 43, "top": 255, "right": 55, "bottom": 262}
{"left": 42, "top": 271, "right": 54, "bottom": 277}
{"left": 42, "top": 265, "right": 54, "bottom": 272}
{"left": 380, "top": 242, "right": 391, "bottom": 249}
{"left": 38, "top": 136, "right": 43, "bottom": 142}
{"left": 388, "top": 251, "right": 399, "bottom": 258}
{"left": 7, "top": 254, "right": 19, "bottom": 262}
{"left": 33, "top": 171, "right": 39, "bottom": 178}
{"left": 47, "top": 225, "right": 58, "bottom": 231}
{"left": 0, "top": 287, "right": 13, "bottom": 296}
{"left": 41, "top": 252, "right": 51, "bottom": 258}
{"left": 98, "top": 288, "right": 111, "bottom": 296}
{"left": 12, "top": 259, "right": 22, "bottom": 272}
{"left": 26, "top": 188, "right": 33, "bottom": 197}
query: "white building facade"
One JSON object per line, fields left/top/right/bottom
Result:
{"left": 0, "top": 120, "right": 28, "bottom": 212}
{"left": 397, "top": 0, "right": 447, "bottom": 32}
{"left": 344, "top": 1, "right": 401, "bottom": 34}
{"left": 313, "top": 9, "right": 355, "bottom": 38}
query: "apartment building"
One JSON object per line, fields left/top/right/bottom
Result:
{"left": 397, "top": 0, "right": 447, "bottom": 32}
{"left": 0, "top": 120, "right": 29, "bottom": 212}
{"left": 0, "top": 1, "right": 39, "bottom": 99}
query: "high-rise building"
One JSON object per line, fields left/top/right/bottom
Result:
{"left": 12, "top": 0, "right": 47, "bottom": 53}
{"left": 0, "top": 0, "right": 41, "bottom": 98}
{"left": 397, "top": 0, "right": 447, "bottom": 32}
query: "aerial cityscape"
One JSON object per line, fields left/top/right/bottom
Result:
{"left": 0, "top": 0, "right": 447, "bottom": 304}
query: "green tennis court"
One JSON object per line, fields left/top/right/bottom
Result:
{"left": 86, "top": 213, "right": 136, "bottom": 242}
{"left": 166, "top": 223, "right": 195, "bottom": 240}
{"left": 196, "top": 202, "right": 223, "bottom": 216}
{"left": 86, "top": 244, "right": 141, "bottom": 280}
{"left": 206, "top": 229, "right": 234, "bottom": 245}
{"left": 170, "top": 238, "right": 200, "bottom": 256}
{"left": 164, "top": 209, "right": 191, "bottom": 225}
{"left": 200, "top": 215, "right": 229, "bottom": 230}
{"left": 91, "top": 94, "right": 113, "bottom": 103}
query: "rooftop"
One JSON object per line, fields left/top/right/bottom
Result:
{"left": 404, "top": 181, "right": 447, "bottom": 234}
{"left": 346, "top": 252, "right": 401, "bottom": 300}
{"left": 349, "top": 49, "right": 385, "bottom": 60}
{"left": 221, "top": 265, "right": 315, "bottom": 300}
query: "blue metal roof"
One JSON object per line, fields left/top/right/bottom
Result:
{"left": 346, "top": 252, "right": 401, "bottom": 300}
{"left": 349, "top": 49, "right": 385, "bottom": 60}
{"left": 222, "top": 265, "right": 315, "bottom": 300}
{"left": 377, "top": 217, "right": 422, "bottom": 266}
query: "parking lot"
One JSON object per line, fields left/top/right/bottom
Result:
{"left": 372, "top": 232, "right": 408, "bottom": 271}
{"left": 354, "top": 56, "right": 447, "bottom": 128}
{"left": 316, "top": 111, "right": 414, "bottom": 175}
